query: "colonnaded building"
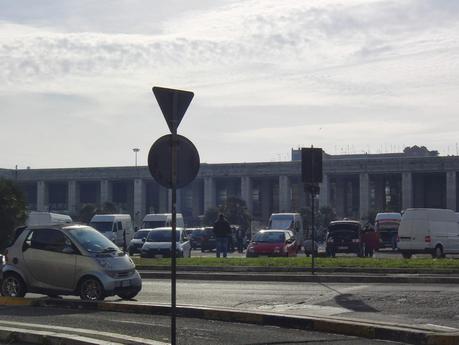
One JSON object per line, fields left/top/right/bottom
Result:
{"left": 1, "top": 146, "right": 458, "bottom": 226}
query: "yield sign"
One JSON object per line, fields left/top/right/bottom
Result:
{"left": 152, "top": 86, "right": 194, "bottom": 134}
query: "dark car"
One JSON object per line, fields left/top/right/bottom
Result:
{"left": 326, "top": 220, "right": 363, "bottom": 257}
{"left": 190, "top": 227, "right": 218, "bottom": 252}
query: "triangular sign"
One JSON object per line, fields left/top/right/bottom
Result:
{"left": 152, "top": 86, "right": 194, "bottom": 134}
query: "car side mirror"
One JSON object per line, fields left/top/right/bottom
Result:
{"left": 62, "top": 246, "right": 74, "bottom": 254}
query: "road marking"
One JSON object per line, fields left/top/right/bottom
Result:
{"left": 0, "top": 325, "right": 122, "bottom": 345}
{"left": 0, "top": 320, "right": 169, "bottom": 345}
{"left": 424, "top": 324, "right": 458, "bottom": 331}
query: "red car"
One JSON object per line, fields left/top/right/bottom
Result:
{"left": 246, "top": 230, "right": 297, "bottom": 257}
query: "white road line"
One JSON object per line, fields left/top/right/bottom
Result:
{"left": 424, "top": 324, "right": 458, "bottom": 331}
{"left": 0, "top": 325, "right": 122, "bottom": 345}
{"left": 0, "top": 320, "right": 169, "bottom": 345}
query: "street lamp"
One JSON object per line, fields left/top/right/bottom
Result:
{"left": 132, "top": 148, "right": 140, "bottom": 167}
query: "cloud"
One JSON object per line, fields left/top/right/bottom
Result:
{"left": 0, "top": 0, "right": 459, "bottom": 167}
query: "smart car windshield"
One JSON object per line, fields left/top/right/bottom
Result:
{"left": 254, "top": 232, "right": 285, "bottom": 243}
{"left": 146, "top": 230, "right": 180, "bottom": 242}
{"left": 69, "top": 226, "right": 119, "bottom": 253}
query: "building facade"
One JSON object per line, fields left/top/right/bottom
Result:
{"left": 1, "top": 150, "right": 458, "bottom": 226}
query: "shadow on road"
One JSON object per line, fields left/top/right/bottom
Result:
{"left": 318, "top": 283, "right": 378, "bottom": 313}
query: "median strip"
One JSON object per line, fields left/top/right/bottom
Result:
{"left": 2, "top": 297, "right": 458, "bottom": 345}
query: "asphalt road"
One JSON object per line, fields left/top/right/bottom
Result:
{"left": 103, "top": 279, "right": 459, "bottom": 331}
{"left": 0, "top": 305, "right": 408, "bottom": 345}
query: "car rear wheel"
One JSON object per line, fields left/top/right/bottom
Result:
{"left": 1, "top": 273, "right": 26, "bottom": 298}
{"left": 402, "top": 252, "right": 412, "bottom": 259}
{"left": 433, "top": 245, "right": 444, "bottom": 259}
{"left": 79, "top": 277, "right": 105, "bottom": 301}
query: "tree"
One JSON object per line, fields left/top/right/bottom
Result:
{"left": 203, "top": 207, "right": 220, "bottom": 226}
{"left": 219, "top": 196, "right": 251, "bottom": 231}
{"left": 0, "top": 179, "right": 27, "bottom": 250}
{"left": 78, "top": 204, "right": 97, "bottom": 224}
{"left": 203, "top": 197, "right": 251, "bottom": 230}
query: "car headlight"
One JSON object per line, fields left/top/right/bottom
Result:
{"left": 96, "top": 258, "right": 112, "bottom": 269}
{"left": 273, "top": 247, "right": 281, "bottom": 253}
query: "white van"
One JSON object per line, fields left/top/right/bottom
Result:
{"left": 142, "top": 213, "right": 184, "bottom": 229}
{"left": 398, "top": 208, "right": 459, "bottom": 258}
{"left": 26, "top": 211, "right": 72, "bottom": 226}
{"left": 89, "top": 214, "right": 134, "bottom": 249}
{"left": 268, "top": 213, "right": 304, "bottom": 247}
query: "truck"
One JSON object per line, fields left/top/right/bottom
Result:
{"left": 267, "top": 213, "right": 304, "bottom": 249}
{"left": 26, "top": 211, "right": 72, "bottom": 226}
{"left": 89, "top": 214, "right": 134, "bottom": 249}
{"left": 374, "top": 212, "right": 402, "bottom": 250}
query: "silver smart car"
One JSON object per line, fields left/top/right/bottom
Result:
{"left": 1, "top": 224, "right": 142, "bottom": 301}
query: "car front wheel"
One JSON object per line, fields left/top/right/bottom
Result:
{"left": 1, "top": 273, "right": 26, "bottom": 298}
{"left": 79, "top": 277, "right": 105, "bottom": 301}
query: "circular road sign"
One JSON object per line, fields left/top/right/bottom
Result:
{"left": 148, "top": 134, "right": 200, "bottom": 189}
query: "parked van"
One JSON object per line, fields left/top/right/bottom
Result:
{"left": 26, "top": 211, "right": 72, "bottom": 226}
{"left": 268, "top": 213, "right": 304, "bottom": 247}
{"left": 374, "top": 212, "right": 401, "bottom": 250}
{"left": 89, "top": 214, "right": 134, "bottom": 249}
{"left": 398, "top": 208, "right": 459, "bottom": 258}
{"left": 142, "top": 213, "right": 184, "bottom": 229}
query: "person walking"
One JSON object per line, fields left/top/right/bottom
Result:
{"left": 213, "top": 214, "right": 231, "bottom": 258}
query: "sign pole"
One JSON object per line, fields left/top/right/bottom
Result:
{"left": 170, "top": 95, "right": 178, "bottom": 345}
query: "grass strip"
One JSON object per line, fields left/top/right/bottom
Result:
{"left": 132, "top": 256, "right": 459, "bottom": 269}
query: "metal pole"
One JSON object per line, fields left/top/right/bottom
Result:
{"left": 170, "top": 97, "right": 178, "bottom": 345}
{"left": 311, "top": 190, "right": 315, "bottom": 275}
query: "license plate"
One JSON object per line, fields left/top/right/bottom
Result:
{"left": 338, "top": 246, "right": 348, "bottom": 250}
{"left": 121, "top": 280, "right": 131, "bottom": 287}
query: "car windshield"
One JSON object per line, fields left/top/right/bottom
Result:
{"left": 134, "top": 230, "right": 150, "bottom": 239}
{"left": 146, "top": 230, "right": 180, "bottom": 242}
{"left": 254, "top": 232, "right": 285, "bottom": 243}
{"left": 69, "top": 226, "right": 120, "bottom": 254}
{"left": 143, "top": 220, "right": 165, "bottom": 229}
{"left": 89, "top": 221, "right": 113, "bottom": 233}
{"left": 270, "top": 216, "right": 294, "bottom": 230}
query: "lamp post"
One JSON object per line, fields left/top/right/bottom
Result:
{"left": 132, "top": 148, "right": 140, "bottom": 167}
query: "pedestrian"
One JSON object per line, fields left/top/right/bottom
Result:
{"left": 362, "top": 225, "right": 379, "bottom": 257}
{"left": 236, "top": 227, "right": 246, "bottom": 253}
{"left": 213, "top": 214, "right": 232, "bottom": 258}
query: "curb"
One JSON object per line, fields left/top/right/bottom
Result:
{"left": 1, "top": 297, "right": 458, "bottom": 345}
{"left": 136, "top": 265, "right": 459, "bottom": 275}
{"left": 0, "top": 325, "right": 116, "bottom": 345}
{"left": 138, "top": 270, "right": 459, "bottom": 284}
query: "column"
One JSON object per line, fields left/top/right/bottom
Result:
{"left": 133, "top": 179, "right": 146, "bottom": 227}
{"left": 158, "top": 186, "right": 169, "bottom": 213}
{"left": 335, "top": 176, "right": 345, "bottom": 218}
{"left": 359, "top": 173, "right": 370, "bottom": 220}
{"left": 175, "top": 189, "right": 182, "bottom": 213}
{"left": 240, "top": 176, "right": 252, "bottom": 214}
{"left": 260, "top": 179, "right": 272, "bottom": 220}
{"left": 191, "top": 182, "right": 201, "bottom": 218}
{"left": 402, "top": 172, "right": 413, "bottom": 210}
{"left": 204, "top": 177, "right": 216, "bottom": 211}
{"left": 100, "top": 180, "right": 112, "bottom": 205}
{"left": 37, "top": 181, "right": 47, "bottom": 211}
{"left": 68, "top": 180, "right": 77, "bottom": 214}
{"left": 319, "top": 174, "right": 329, "bottom": 208}
{"left": 278, "top": 175, "right": 291, "bottom": 212}
{"left": 446, "top": 171, "right": 457, "bottom": 211}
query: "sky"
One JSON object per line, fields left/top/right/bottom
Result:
{"left": 1, "top": 0, "right": 459, "bottom": 169}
